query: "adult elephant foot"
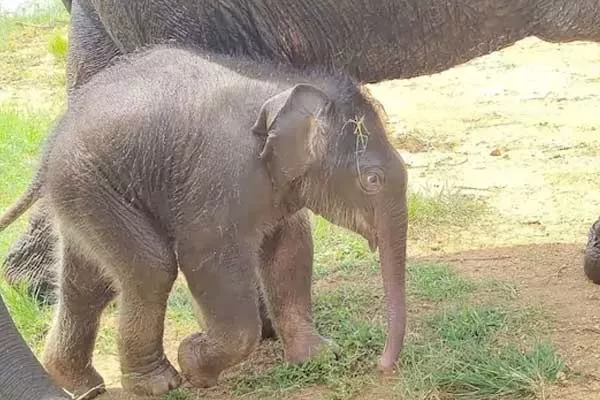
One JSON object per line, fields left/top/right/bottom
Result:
{"left": 2, "top": 201, "right": 58, "bottom": 305}
{"left": 584, "top": 217, "right": 600, "bottom": 284}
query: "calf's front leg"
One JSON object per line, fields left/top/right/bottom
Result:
{"left": 258, "top": 210, "right": 331, "bottom": 363}
{"left": 177, "top": 239, "right": 261, "bottom": 388}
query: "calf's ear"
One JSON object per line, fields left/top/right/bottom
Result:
{"left": 252, "top": 84, "right": 330, "bottom": 189}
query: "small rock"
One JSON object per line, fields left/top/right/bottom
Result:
{"left": 490, "top": 148, "right": 502, "bottom": 156}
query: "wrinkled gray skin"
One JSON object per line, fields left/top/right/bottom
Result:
{"left": 6, "top": 0, "right": 600, "bottom": 308}
{"left": 0, "top": 47, "right": 409, "bottom": 399}
{"left": 0, "top": 296, "right": 69, "bottom": 399}
{"left": 584, "top": 219, "right": 600, "bottom": 283}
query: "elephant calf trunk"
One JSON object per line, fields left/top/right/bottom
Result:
{"left": 375, "top": 207, "right": 408, "bottom": 373}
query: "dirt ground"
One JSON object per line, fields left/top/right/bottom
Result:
{"left": 94, "top": 247, "right": 600, "bottom": 400}
{"left": 377, "top": 37, "right": 600, "bottom": 399}
{"left": 426, "top": 244, "right": 600, "bottom": 400}
{"left": 370, "top": 37, "right": 600, "bottom": 257}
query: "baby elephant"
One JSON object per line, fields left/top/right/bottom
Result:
{"left": 0, "top": 46, "right": 408, "bottom": 398}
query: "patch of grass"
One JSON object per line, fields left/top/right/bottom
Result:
{"left": 0, "top": 1, "right": 68, "bottom": 51}
{"left": 47, "top": 30, "right": 67, "bottom": 62}
{"left": 161, "top": 388, "right": 193, "bottom": 400}
{"left": 0, "top": 279, "right": 52, "bottom": 352}
{"left": 166, "top": 281, "right": 198, "bottom": 328}
{"left": 233, "top": 283, "right": 385, "bottom": 399}
{"left": 0, "top": 106, "right": 54, "bottom": 256}
{"left": 437, "top": 341, "right": 563, "bottom": 399}
{"left": 408, "top": 185, "right": 488, "bottom": 229}
{"left": 408, "top": 262, "right": 477, "bottom": 302}
{"left": 426, "top": 305, "right": 531, "bottom": 344}
{"left": 399, "top": 304, "right": 563, "bottom": 399}
{"left": 312, "top": 215, "right": 377, "bottom": 277}
{"left": 232, "top": 273, "right": 562, "bottom": 400}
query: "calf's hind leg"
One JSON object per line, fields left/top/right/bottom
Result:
{"left": 51, "top": 195, "right": 182, "bottom": 396}
{"left": 43, "top": 239, "right": 115, "bottom": 400}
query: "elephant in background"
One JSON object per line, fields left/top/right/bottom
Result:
{"left": 0, "top": 46, "right": 409, "bottom": 398}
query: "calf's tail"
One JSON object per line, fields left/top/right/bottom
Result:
{"left": 0, "top": 173, "right": 44, "bottom": 232}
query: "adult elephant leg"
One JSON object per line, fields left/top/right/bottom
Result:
{"left": 0, "top": 294, "right": 68, "bottom": 400}
{"left": 67, "top": 0, "right": 121, "bottom": 91}
{"left": 584, "top": 216, "right": 600, "bottom": 284}
{"left": 258, "top": 209, "right": 329, "bottom": 362}
{"left": 2, "top": 200, "right": 58, "bottom": 305}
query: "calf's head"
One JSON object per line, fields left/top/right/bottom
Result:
{"left": 252, "top": 82, "right": 408, "bottom": 372}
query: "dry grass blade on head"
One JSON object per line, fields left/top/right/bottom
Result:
{"left": 342, "top": 116, "right": 371, "bottom": 179}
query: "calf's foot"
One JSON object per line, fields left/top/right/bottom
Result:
{"left": 121, "top": 358, "right": 182, "bottom": 397}
{"left": 44, "top": 357, "right": 105, "bottom": 400}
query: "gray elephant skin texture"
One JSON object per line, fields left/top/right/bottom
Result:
{"left": 0, "top": 295, "right": 69, "bottom": 399}
{"left": 0, "top": 46, "right": 409, "bottom": 399}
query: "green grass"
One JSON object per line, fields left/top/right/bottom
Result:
{"left": 229, "top": 261, "right": 563, "bottom": 400}
{"left": 0, "top": 280, "right": 51, "bottom": 353}
{"left": 408, "top": 261, "right": 476, "bottom": 301}
{"left": 399, "top": 304, "right": 563, "bottom": 399}
{"left": 408, "top": 186, "right": 488, "bottom": 229}
{"left": 0, "top": 1, "right": 68, "bottom": 51}
{"left": 47, "top": 30, "right": 67, "bottom": 62}
{"left": 313, "top": 215, "right": 378, "bottom": 277}
{"left": 166, "top": 281, "right": 199, "bottom": 328}
{"left": 161, "top": 388, "right": 194, "bottom": 400}
{"left": 232, "top": 282, "right": 386, "bottom": 399}
{"left": 0, "top": 106, "right": 55, "bottom": 256}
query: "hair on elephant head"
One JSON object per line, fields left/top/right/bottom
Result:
{"left": 0, "top": 46, "right": 408, "bottom": 398}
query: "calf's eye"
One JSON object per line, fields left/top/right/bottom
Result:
{"left": 360, "top": 168, "right": 384, "bottom": 194}
{"left": 367, "top": 173, "right": 379, "bottom": 185}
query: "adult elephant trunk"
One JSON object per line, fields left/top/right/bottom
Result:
{"left": 0, "top": 295, "right": 68, "bottom": 399}
{"left": 375, "top": 199, "right": 408, "bottom": 372}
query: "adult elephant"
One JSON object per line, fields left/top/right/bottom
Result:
{"left": 0, "top": 295, "right": 68, "bottom": 399}
{"left": 2, "top": 0, "right": 600, "bottom": 388}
